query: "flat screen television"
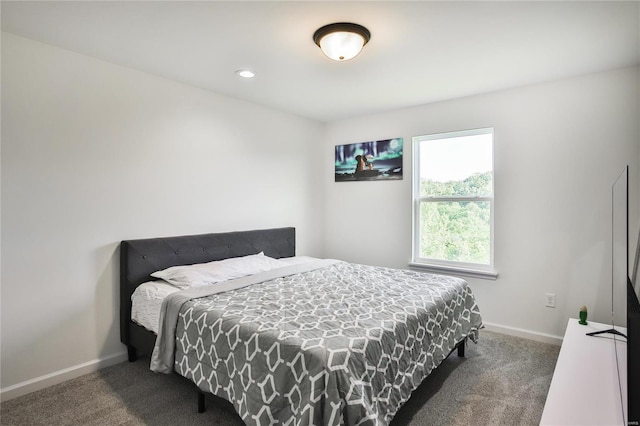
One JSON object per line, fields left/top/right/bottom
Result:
{"left": 587, "top": 165, "right": 639, "bottom": 424}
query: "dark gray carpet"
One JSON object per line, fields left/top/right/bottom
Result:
{"left": 0, "top": 330, "right": 559, "bottom": 425}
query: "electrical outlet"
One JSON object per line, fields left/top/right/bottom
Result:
{"left": 545, "top": 293, "right": 556, "bottom": 308}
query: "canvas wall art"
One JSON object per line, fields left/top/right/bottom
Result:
{"left": 335, "top": 138, "right": 403, "bottom": 182}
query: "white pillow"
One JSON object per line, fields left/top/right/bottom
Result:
{"left": 150, "top": 252, "right": 284, "bottom": 289}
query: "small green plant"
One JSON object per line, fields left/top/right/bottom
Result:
{"left": 579, "top": 305, "right": 588, "bottom": 325}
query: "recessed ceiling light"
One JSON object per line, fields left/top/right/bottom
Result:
{"left": 236, "top": 70, "right": 255, "bottom": 78}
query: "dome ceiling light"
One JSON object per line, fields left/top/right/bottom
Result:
{"left": 313, "top": 22, "right": 371, "bottom": 62}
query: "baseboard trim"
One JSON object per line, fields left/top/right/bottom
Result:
{"left": 0, "top": 351, "right": 128, "bottom": 402}
{"left": 483, "top": 322, "right": 563, "bottom": 346}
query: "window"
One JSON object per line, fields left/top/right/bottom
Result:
{"left": 412, "top": 128, "right": 497, "bottom": 279}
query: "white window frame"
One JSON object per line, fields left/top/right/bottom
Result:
{"left": 411, "top": 128, "right": 498, "bottom": 280}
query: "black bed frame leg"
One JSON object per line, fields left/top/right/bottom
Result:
{"left": 197, "top": 390, "right": 206, "bottom": 413}
{"left": 457, "top": 338, "right": 466, "bottom": 357}
{"left": 127, "top": 345, "right": 137, "bottom": 362}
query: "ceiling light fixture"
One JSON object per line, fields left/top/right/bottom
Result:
{"left": 236, "top": 69, "right": 255, "bottom": 78}
{"left": 313, "top": 22, "right": 371, "bottom": 62}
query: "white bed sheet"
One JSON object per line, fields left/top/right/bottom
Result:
{"left": 131, "top": 256, "right": 318, "bottom": 334}
{"left": 131, "top": 281, "right": 180, "bottom": 333}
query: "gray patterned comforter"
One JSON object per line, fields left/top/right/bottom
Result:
{"left": 151, "top": 260, "right": 482, "bottom": 425}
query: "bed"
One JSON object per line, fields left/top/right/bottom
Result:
{"left": 120, "top": 227, "right": 482, "bottom": 425}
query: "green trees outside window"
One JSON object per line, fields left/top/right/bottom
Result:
{"left": 419, "top": 173, "right": 492, "bottom": 264}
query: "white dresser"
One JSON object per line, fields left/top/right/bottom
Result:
{"left": 540, "top": 318, "right": 627, "bottom": 425}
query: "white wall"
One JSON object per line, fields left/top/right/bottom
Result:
{"left": 0, "top": 33, "right": 325, "bottom": 394}
{"left": 323, "top": 67, "right": 640, "bottom": 341}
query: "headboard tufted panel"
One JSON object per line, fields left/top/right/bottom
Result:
{"left": 120, "top": 227, "right": 295, "bottom": 349}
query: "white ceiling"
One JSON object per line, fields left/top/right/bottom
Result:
{"left": 2, "top": 1, "right": 639, "bottom": 122}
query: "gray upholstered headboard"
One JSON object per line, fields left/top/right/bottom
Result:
{"left": 120, "top": 227, "right": 295, "bottom": 352}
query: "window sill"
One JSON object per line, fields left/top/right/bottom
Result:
{"left": 408, "top": 262, "right": 498, "bottom": 280}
